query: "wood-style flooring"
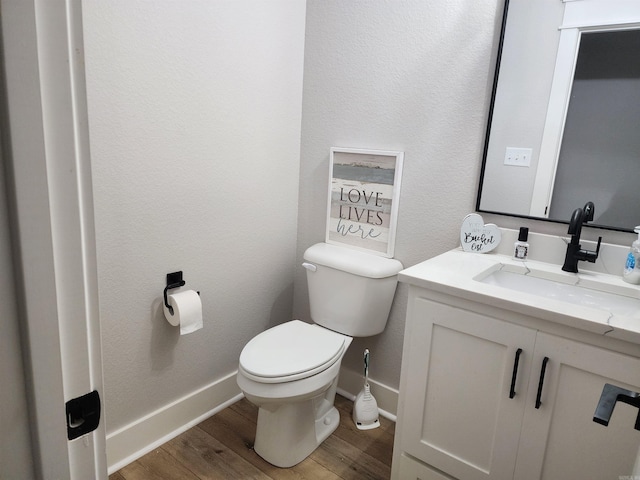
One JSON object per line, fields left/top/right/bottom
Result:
{"left": 109, "top": 394, "right": 395, "bottom": 480}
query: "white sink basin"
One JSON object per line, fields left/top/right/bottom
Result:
{"left": 476, "top": 265, "right": 640, "bottom": 317}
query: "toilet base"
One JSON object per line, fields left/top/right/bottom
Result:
{"left": 253, "top": 386, "right": 340, "bottom": 467}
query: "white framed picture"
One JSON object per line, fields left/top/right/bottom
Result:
{"left": 326, "top": 147, "right": 404, "bottom": 258}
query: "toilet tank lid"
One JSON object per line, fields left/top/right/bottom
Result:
{"left": 303, "top": 243, "right": 403, "bottom": 278}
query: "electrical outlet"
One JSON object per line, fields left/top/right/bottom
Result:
{"left": 504, "top": 147, "right": 532, "bottom": 167}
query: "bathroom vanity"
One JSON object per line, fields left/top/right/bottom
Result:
{"left": 391, "top": 235, "right": 640, "bottom": 479}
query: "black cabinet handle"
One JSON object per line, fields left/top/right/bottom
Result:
{"left": 509, "top": 348, "right": 523, "bottom": 399}
{"left": 535, "top": 357, "right": 550, "bottom": 409}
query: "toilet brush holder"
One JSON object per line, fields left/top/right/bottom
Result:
{"left": 352, "top": 348, "right": 380, "bottom": 430}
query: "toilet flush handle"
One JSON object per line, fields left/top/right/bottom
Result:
{"left": 302, "top": 262, "right": 317, "bottom": 272}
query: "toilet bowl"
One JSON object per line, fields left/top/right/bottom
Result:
{"left": 237, "top": 320, "right": 353, "bottom": 467}
{"left": 237, "top": 242, "right": 402, "bottom": 468}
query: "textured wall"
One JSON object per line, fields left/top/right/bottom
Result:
{"left": 294, "top": 0, "right": 506, "bottom": 389}
{"left": 82, "top": 0, "right": 306, "bottom": 433}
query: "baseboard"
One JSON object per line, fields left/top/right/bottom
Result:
{"left": 337, "top": 366, "right": 398, "bottom": 421}
{"left": 106, "top": 371, "right": 243, "bottom": 474}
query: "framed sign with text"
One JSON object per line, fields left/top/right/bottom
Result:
{"left": 326, "top": 147, "right": 404, "bottom": 258}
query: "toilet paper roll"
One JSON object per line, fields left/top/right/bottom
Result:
{"left": 163, "top": 289, "right": 203, "bottom": 335}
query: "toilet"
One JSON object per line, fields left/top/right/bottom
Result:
{"left": 236, "top": 242, "right": 403, "bottom": 467}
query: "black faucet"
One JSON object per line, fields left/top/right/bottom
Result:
{"left": 561, "top": 201, "right": 602, "bottom": 273}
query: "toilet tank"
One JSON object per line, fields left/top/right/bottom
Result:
{"left": 302, "top": 243, "right": 403, "bottom": 337}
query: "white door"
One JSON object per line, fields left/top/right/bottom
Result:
{"left": 1, "top": 0, "right": 107, "bottom": 478}
{"left": 0, "top": 148, "right": 35, "bottom": 479}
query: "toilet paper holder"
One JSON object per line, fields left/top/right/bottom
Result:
{"left": 164, "top": 271, "right": 186, "bottom": 315}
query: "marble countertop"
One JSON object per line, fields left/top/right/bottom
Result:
{"left": 399, "top": 246, "right": 640, "bottom": 346}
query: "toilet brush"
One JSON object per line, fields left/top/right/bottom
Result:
{"left": 352, "top": 348, "right": 380, "bottom": 430}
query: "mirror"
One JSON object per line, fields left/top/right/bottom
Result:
{"left": 477, "top": 0, "right": 640, "bottom": 232}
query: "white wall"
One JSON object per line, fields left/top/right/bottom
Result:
{"left": 82, "top": 0, "right": 306, "bottom": 434}
{"left": 294, "top": 0, "right": 506, "bottom": 389}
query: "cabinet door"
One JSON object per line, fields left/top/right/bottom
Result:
{"left": 399, "top": 298, "right": 537, "bottom": 480}
{"left": 514, "top": 332, "right": 640, "bottom": 480}
{"left": 396, "top": 453, "right": 453, "bottom": 480}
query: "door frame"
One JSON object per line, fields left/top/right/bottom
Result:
{"left": 1, "top": 0, "right": 107, "bottom": 478}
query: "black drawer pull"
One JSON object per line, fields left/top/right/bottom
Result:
{"left": 535, "top": 357, "right": 550, "bottom": 409}
{"left": 509, "top": 348, "right": 523, "bottom": 399}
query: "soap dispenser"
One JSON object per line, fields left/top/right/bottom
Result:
{"left": 513, "top": 227, "right": 529, "bottom": 261}
{"left": 623, "top": 226, "right": 640, "bottom": 284}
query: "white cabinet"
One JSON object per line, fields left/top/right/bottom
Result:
{"left": 392, "top": 289, "right": 640, "bottom": 480}
{"left": 395, "top": 296, "right": 536, "bottom": 479}
{"left": 515, "top": 332, "right": 640, "bottom": 480}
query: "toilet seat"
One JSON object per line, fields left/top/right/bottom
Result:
{"left": 239, "top": 320, "right": 348, "bottom": 384}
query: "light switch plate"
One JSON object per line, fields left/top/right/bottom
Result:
{"left": 504, "top": 147, "right": 532, "bottom": 167}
